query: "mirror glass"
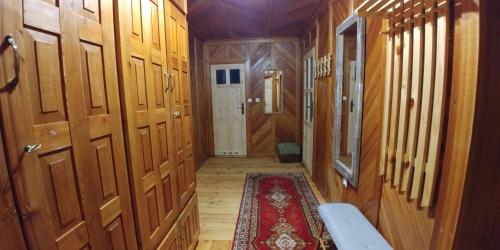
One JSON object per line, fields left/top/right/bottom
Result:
{"left": 333, "top": 14, "right": 365, "bottom": 187}
{"left": 264, "top": 70, "right": 283, "bottom": 114}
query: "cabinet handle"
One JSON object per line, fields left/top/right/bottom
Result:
{"left": 171, "top": 72, "right": 176, "bottom": 92}
{"left": 164, "top": 71, "right": 170, "bottom": 91}
{"left": 24, "top": 144, "right": 42, "bottom": 153}
{"left": 1, "top": 35, "right": 20, "bottom": 93}
{"left": 173, "top": 111, "right": 181, "bottom": 118}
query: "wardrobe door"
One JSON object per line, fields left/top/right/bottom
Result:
{"left": 157, "top": 223, "right": 181, "bottom": 250}
{"left": 116, "top": 0, "right": 178, "bottom": 248}
{"left": 0, "top": 0, "right": 136, "bottom": 249}
{"left": 0, "top": 131, "right": 26, "bottom": 250}
{"left": 167, "top": 1, "right": 196, "bottom": 210}
{"left": 178, "top": 194, "right": 200, "bottom": 250}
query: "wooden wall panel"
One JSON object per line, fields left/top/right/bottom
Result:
{"left": 303, "top": 0, "right": 482, "bottom": 249}
{"left": 201, "top": 38, "right": 301, "bottom": 156}
{"left": 309, "top": 0, "right": 383, "bottom": 225}
{"left": 189, "top": 35, "right": 210, "bottom": 169}
{"left": 435, "top": 1, "right": 498, "bottom": 249}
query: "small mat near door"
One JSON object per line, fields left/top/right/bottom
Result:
{"left": 232, "top": 173, "right": 334, "bottom": 249}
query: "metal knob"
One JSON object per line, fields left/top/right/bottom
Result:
{"left": 24, "top": 144, "right": 42, "bottom": 153}
{"left": 173, "top": 111, "right": 181, "bottom": 118}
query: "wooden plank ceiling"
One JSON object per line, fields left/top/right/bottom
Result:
{"left": 188, "top": 0, "right": 323, "bottom": 40}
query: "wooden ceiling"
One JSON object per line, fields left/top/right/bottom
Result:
{"left": 188, "top": 0, "right": 323, "bottom": 40}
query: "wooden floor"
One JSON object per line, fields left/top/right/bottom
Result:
{"left": 195, "top": 157, "right": 326, "bottom": 250}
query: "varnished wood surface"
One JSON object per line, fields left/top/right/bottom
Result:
{"left": 115, "top": 0, "right": 181, "bottom": 247}
{"left": 189, "top": 35, "right": 210, "bottom": 169}
{"left": 202, "top": 38, "right": 302, "bottom": 156}
{"left": 195, "top": 157, "right": 326, "bottom": 249}
{"left": 0, "top": 131, "right": 26, "bottom": 250}
{"left": 188, "top": 0, "right": 323, "bottom": 40}
{"left": 0, "top": 0, "right": 137, "bottom": 248}
{"left": 308, "top": 0, "right": 384, "bottom": 226}
{"left": 451, "top": 0, "right": 500, "bottom": 247}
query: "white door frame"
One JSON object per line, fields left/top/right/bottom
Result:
{"left": 303, "top": 48, "right": 315, "bottom": 174}
{"left": 211, "top": 63, "right": 247, "bottom": 156}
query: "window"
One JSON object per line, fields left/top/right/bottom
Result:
{"left": 216, "top": 70, "right": 226, "bottom": 84}
{"left": 230, "top": 69, "right": 241, "bottom": 84}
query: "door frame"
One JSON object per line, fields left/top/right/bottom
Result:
{"left": 303, "top": 47, "right": 316, "bottom": 174}
{"left": 209, "top": 61, "right": 250, "bottom": 156}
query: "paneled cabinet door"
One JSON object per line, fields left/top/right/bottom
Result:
{"left": 116, "top": 0, "right": 179, "bottom": 248}
{"left": 167, "top": 1, "right": 196, "bottom": 210}
{"left": 178, "top": 194, "right": 200, "bottom": 250}
{"left": 157, "top": 223, "right": 181, "bottom": 250}
{"left": 0, "top": 0, "right": 136, "bottom": 249}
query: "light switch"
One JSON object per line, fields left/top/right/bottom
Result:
{"left": 255, "top": 97, "right": 260, "bottom": 103}
{"left": 248, "top": 98, "right": 253, "bottom": 103}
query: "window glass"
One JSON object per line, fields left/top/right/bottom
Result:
{"left": 216, "top": 69, "right": 226, "bottom": 84}
{"left": 230, "top": 69, "right": 241, "bottom": 84}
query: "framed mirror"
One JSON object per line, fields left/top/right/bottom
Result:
{"left": 264, "top": 70, "right": 283, "bottom": 114}
{"left": 333, "top": 14, "right": 365, "bottom": 187}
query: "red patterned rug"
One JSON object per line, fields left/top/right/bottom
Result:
{"left": 232, "top": 173, "right": 333, "bottom": 250}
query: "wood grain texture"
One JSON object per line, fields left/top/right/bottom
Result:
{"left": 188, "top": 0, "right": 323, "bottom": 40}
{"left": 189, "top": 35, "right": 210, "bottom": 169}
{"left": 0, "top": 0, "right": 137, "bottom": 249}
{"left": 0, "top": 131, "right": 26, "bottom": 250}
{"left": 302, "top": 1, "right": 483, "bottom": 249}
{"left": 430, "top": 1, "right": 485, "bottom": 249}
{"left": 196, "top": 157, "right": 326, "bottom": 243}
{"left": 451, "top": 0, "right": 500, "bottom": 248}
{"left": 308, "top": 0, "right": 383, "bottom": 225}
{"left": 202, "top": 38, "right": 301, "bottom": 156}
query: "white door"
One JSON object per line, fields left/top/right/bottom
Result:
{"left": 303, "top": 49, "right": 315, "bottom": 173}
{"left": 211, "top": 64, "right": 247, "bottom": 156}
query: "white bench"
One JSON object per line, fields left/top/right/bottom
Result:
{"left": 316, "top": 203, "right": 392, "bottom": 250}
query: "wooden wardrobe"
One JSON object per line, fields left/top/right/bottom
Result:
{"left": 0, "top": 0, "right": 199, "bottom": 249}
{"left": 0, "top": 0, "right": 138, "bottom": 249}
{"left": 115, "top": 0, "right": 199, "bottom": 249}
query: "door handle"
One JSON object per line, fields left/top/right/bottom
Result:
{"left": 170, "top": 71, "right": 176, "bottom": 92}
{"left": 24, "top": 144, "right": 42, "bottom": 153}
{"left": 173, "top": 111, "right": 181, "bottom": 118}
{"left": 164, "top": 71, "right": 174, "bottom": 92}
{"left": 163, "top": 71, "right": 170, "bottom": 92}
{"left": 236, "top": 103, "right": 244, "bottom": 115}
{"left": 1, "top": 35, "right": 20, "bottom": 93}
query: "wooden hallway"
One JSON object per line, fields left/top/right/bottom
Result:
{"left": 195, "top": 157, "right": 326, "bottom": 250}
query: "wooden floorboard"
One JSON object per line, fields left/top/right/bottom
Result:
{"left": 195, "top": 157, "right": 326, "bottom": 249}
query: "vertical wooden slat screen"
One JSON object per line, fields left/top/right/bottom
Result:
{"left": 357, "top": 0, "right": 449, "bottom": 207}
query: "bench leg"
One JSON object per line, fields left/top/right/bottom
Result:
{"left": 315, "top": 223, "right": 325, "bottom": 250}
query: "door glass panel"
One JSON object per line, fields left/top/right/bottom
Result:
{"left": 216, "top": 70, "right": 226, "bottom": 84}
{"left": 229, "top": 69, "right": 240, "bottom": 84}
{"left": 308, "top": 58, "right": 314, "bottom": 89}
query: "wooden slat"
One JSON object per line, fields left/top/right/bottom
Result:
{"left": 401, "top": 13, "right": 424, "bottom": 192}
{"left": 379, "top": 20, "right": 395, "bottom": 176}
{"left": 385, "top": 26, "right": 403, "bottom": 182}
{"left": 411, "top": 4, "right": 437, "bottom": 200}
{"left": 421, "top": 8, "right": 448, "bottom": 207}
{"left": 393, "top": 20, "right": 413, "bottom": 186}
